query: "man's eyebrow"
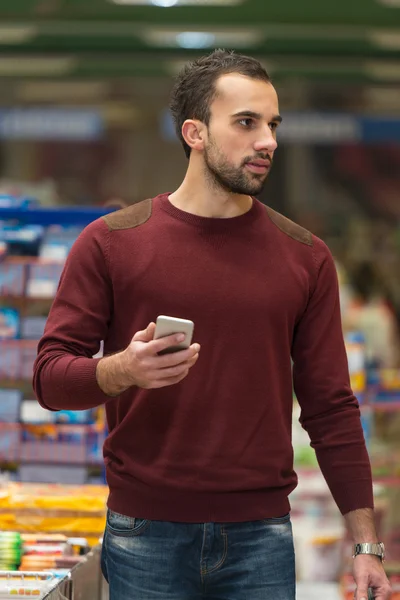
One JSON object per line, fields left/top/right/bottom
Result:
{"left": 231, "top": 110, "right": 283, "bottom": 123}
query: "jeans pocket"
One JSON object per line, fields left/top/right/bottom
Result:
{"left": 106, "top": 509, "right": 151, "bottom": 537}
{"left": 262, "top": 513, "right": 291, "bottom": 525}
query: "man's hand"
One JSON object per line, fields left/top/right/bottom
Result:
{"left": 96, "top": 322, "right": 201, "bottom": 396}
{"left": 353, "top": 555, "right": 392, "bottom": 600}
{"left": 123, "top": 322, "right": 200, "bottom": 389}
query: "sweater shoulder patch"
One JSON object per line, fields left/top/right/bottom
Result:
{"left": 264, "top": 205, "right": 313, "bottom": 246}
{"left": 102, "top": 198, "right": 152, "bottom": 231}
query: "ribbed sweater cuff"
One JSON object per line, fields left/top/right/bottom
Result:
{"left": 44, "top": 356, "right": 112, "bottom": 411}
{"left": 330, "top": 478, "right": 374, "bottom": 515}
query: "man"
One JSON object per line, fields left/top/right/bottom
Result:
{"left": 33, "top": 50, "right": 391, "bottom": 600}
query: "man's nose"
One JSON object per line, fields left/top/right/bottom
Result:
{"left": 254, "top": 127, "right": 278, "bottom": 153}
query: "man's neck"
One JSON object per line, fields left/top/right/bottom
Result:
{"left": 169, "top": 174, "right": 253, "bottom": 219}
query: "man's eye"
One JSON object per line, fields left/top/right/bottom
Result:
{"left": 238, "top": 118, "right": 254, "bottom": 128}
{"left": 269, "top": 122, "right": 278, "bottom": 131}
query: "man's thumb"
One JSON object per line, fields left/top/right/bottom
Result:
{"left": 133, "top": 322, "right": 156, "bottom": 342}
{"left": 356, "top": 586, "right": 369, "bottom": 600}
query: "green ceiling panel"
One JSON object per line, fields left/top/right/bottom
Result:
{"left": 0, "top": 0, "right": 399, "bottom": 27}
{"left": 44, "top": 0, "right": 400, "bottom": 27}
{"left": 1, "top": 35, "right": 397, "bottom": 59}
{"left": 0, "top": 0, "right": 399, "bottom": 83}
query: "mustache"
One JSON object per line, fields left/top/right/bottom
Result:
{"left": 242, "top": 154, "right": 273, "bottom": 166}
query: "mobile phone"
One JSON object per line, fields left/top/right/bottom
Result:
{"left": 154, "top": 315, "right": 195, "bottom": 355}
{"left": 368, "top": 589, "right": 374, "bottom": 600}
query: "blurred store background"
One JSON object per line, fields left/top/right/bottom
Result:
{"left": 0, "top": 0, "right": 399, "bottom": 598}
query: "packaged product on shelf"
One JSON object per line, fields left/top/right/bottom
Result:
{"left": 0, "top": 225, "right": 44, "bottom": 257}
{"left": 0, "top": 532, "right": 23, "bottom": 571}
{"left": 20, "top": 535, "right": 90, "bottom": 574}
{"left": 0, "top": 390, "right": 22, "bottom": 423}
{"left": 373, "top": 369, "right": 400, "bottom": 405}
{"left": 370, "top": 441, "right": 400, "bottom": 480}
{"left": 292, "top": 399, "right": 318, "bottom": 470}
{"left": 39, "top": 225, "right": 82, "bottom": 261}
{"left": 360, "top": 407, "right": 373, "bottom": 448}
{"left": 345, "top": 332, "right": 366, "bottom": 404}
{"left": 0, "top": 343, "right": 21, "bottom": 380}
{"left": 307, "top": 534, "right": 343, "bottom": 582}
{"left": 0, "top": 423, "right": 20, "bottom": 464}
{"left": 381, "top": 489, "right": 400, "bottom": 563}
{"left": 0, "top": 261, "right": 24, "bottom": 296}
{"left": 20, "top": 401, "right": 52, "bottom": 425}
{"left": 19, "top": 421, "right": 104, "bottom": 469}
{"left": 0, "top": 483, "right": 107, "bottom": 547}
{"left": 0, "top": 309, "right": 19, "bottom": 340}
{"left": 26, "top": 262, "right": 64, "bottom": 299}
{"left": 391, "top": 573, "right": 400, "bottom": 599}
{"left": 53, "top": 409, "right": 97, "bottom": 425}
{"left": 18, "top": 465, "right": 89, "bottom": 485}
{"left": 19, "top": 344, "right": 40, "bottom": 381}
{"left": 20, "top": 317, "right": 47, "bottom": 340}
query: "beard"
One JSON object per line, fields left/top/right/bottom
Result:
{"left": 203, "top": 137, "right": 272, "bottom": 196}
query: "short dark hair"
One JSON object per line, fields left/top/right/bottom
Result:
{"left": 169, "top": 49, "right": 271, "bottom": 159}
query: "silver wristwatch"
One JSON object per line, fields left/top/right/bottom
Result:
{"left": 353, "top": 542, "right": 385, "bottom": 562}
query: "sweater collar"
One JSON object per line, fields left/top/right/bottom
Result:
{"left": 157, "top": 192, "right": 262, "bottom": 231}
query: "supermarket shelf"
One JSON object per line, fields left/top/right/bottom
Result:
{"left": 2, "top": 256, "right": 64, "bottom": 265}
{"left": 17, "top": 460, "right": 104, "bottom": 468}
{"left": 0, "top": 380, "right": 34, "bottom": 390}
{"left": 360, "top": 401, "right": 400, "bottom": 411}
{"left": 370, "top": 402, "right": 400, "bottom": 411}
{"left": 0, "top": 295, "right": 54, "bottom": 304}
{"left": 0, "top": 205, "right": 116, "bottom": 226}
{"left": 0, "top": 422, "right": 105, "bottom": 467}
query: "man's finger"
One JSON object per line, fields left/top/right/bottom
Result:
{"left": 148, "top": 333, "right": 187, "bottom": 355}
{"left": 132, "top": 322, "right": 156, "bottom": 342}
{"left": 154, "top": 344, "right": 200, "bottom": 367}
{"left": 152, "top": 373, "right": 188, "bottom": 388}
{"left": 355, "top": 578, "right": 370, "bottom": 600}
{"left": 373, "top": 583, "right": 393, "bottom": 600}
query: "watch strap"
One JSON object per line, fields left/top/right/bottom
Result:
{"left": 353, "top": 542, "right": 385, "bottom": 562}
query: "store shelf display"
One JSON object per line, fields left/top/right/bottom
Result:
{"left": 0, "top": 197, "right": 113, "bottom": 485}
{"left": 0, "top": 481, "right": 108, "bottom": 549}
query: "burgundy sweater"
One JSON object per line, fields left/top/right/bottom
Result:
{"left": 33, "top": 193, "right": 373, "bottom": 522}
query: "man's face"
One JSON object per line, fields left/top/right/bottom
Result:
{"left": 202, "top": 73, "right": 281, "bottom": 195}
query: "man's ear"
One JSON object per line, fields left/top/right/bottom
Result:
{"left": 181, "top": 119, "right": 206, "bottom": 153}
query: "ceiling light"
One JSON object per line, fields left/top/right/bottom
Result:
{"left": 0, "top": 57, "right": 76, "bottom": 76}
{"left": 110, "top": 0, "right": 242, "bottom": 6}
{"left": 176, "top": 32, "right": 216, "bottom": 48}
{"left": 369, "top": 29, "right": 400, "bottom": 49}
{"left": 375, "top": 0, "right": 400, "bottom": 6}
{"left": 365, "top": 60, "right": 400, "bottom": 80}
{"left": 151, "top": 0, "right": 179, "bottom": 5}
{"left": 0, "top": 25, "right": 36, "bottom": 44}
{"left": 142, "top": 28, "right": 263, "bottom": 48}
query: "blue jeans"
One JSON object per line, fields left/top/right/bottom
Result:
{"left": 101, "top": 509, "right": 296, "bottom": 600}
